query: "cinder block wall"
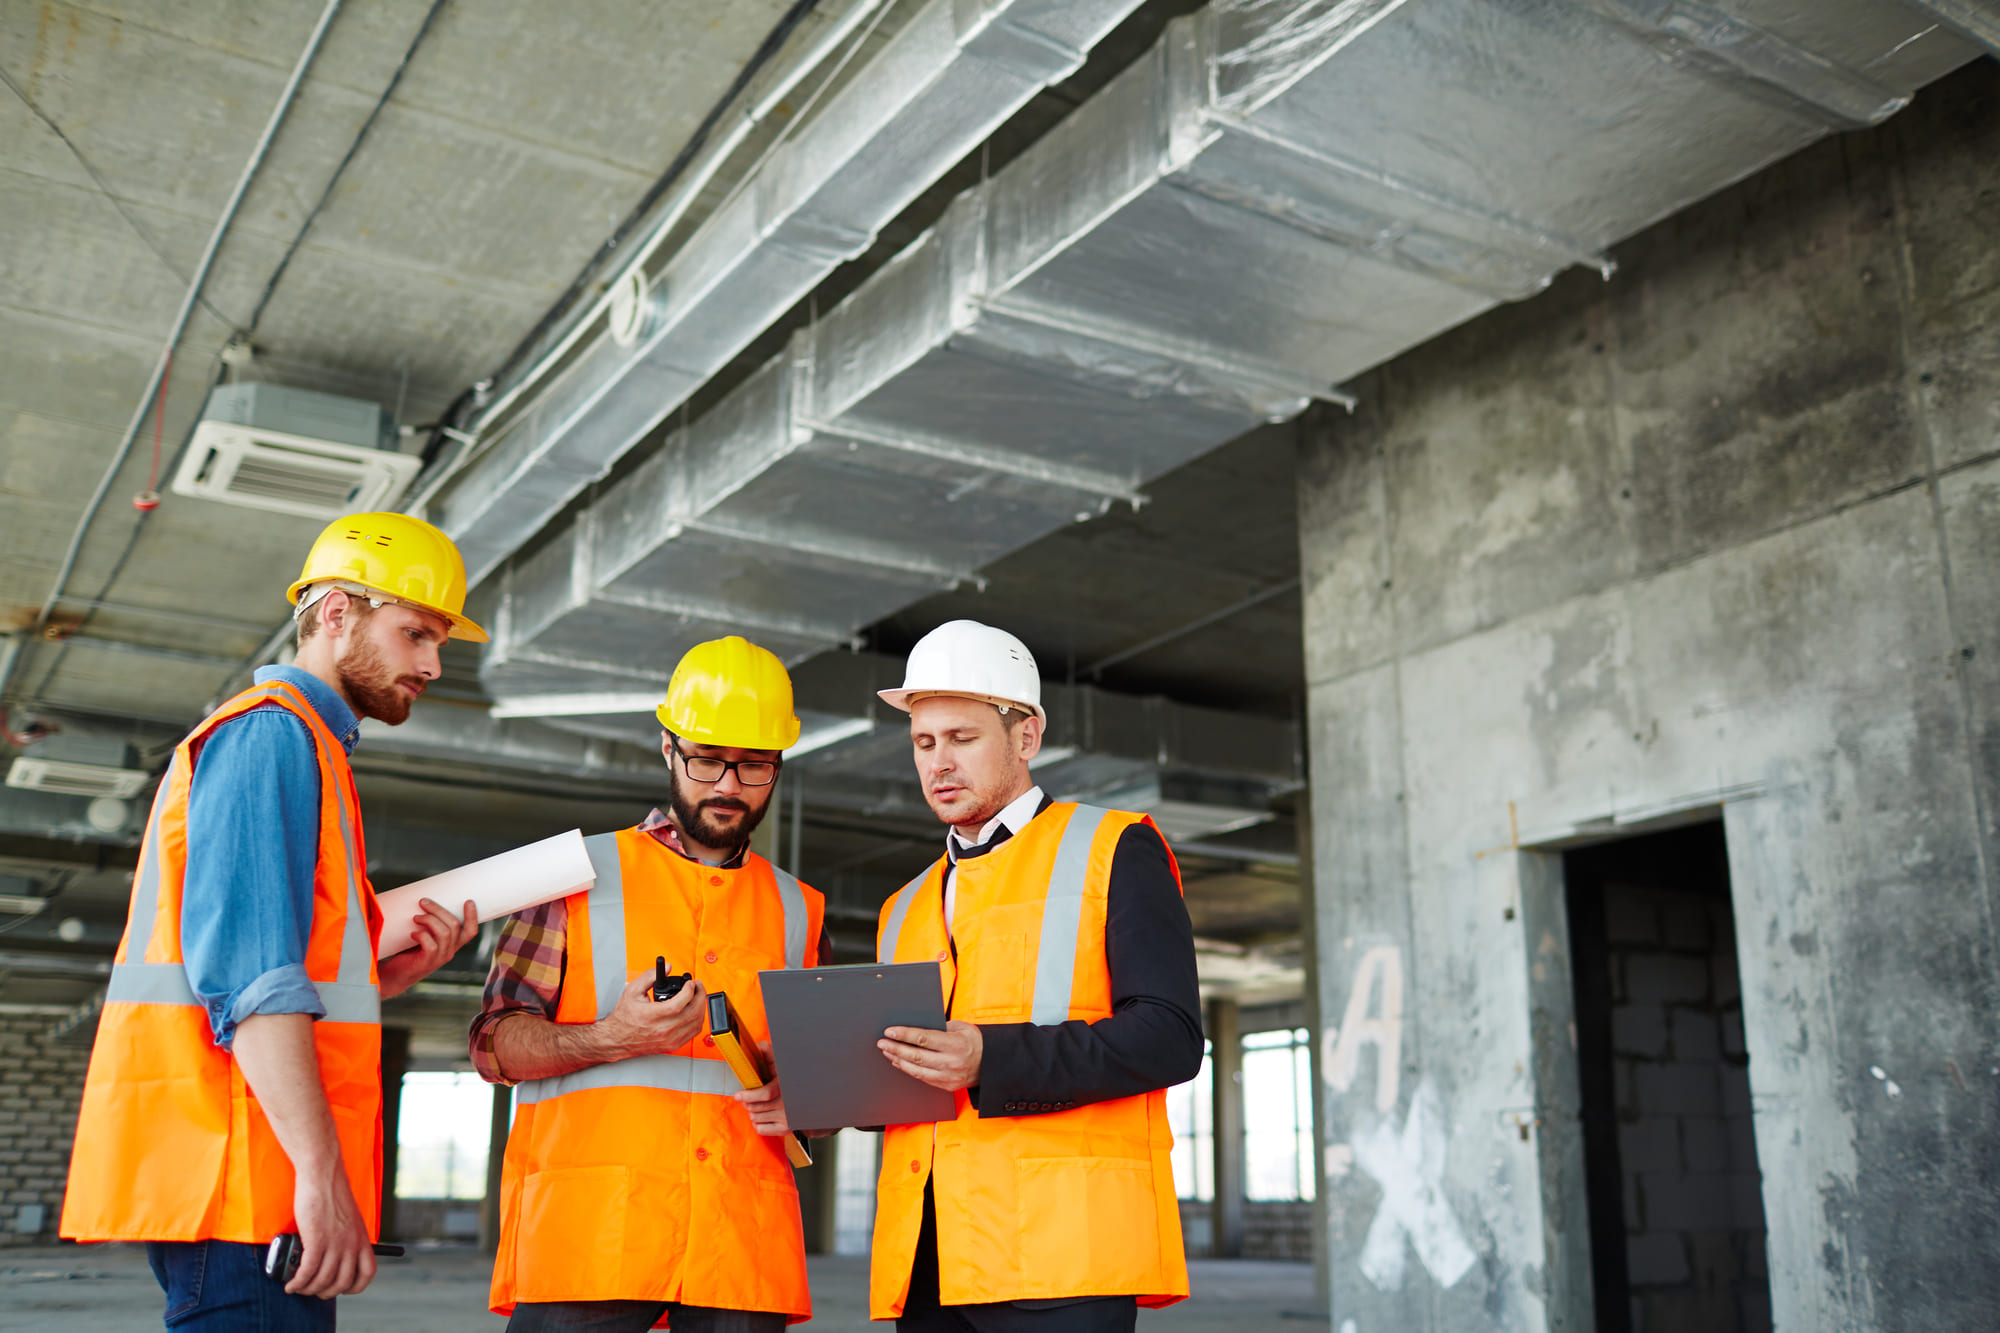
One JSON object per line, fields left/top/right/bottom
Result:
{"left": 0, "top": 1010, "right": 92, "bottom": 1245}
{"left": 1297, "top": 59, "right": 1999, "bottom": 1333}
{"left": 1601, "top": 883, "right": 1766, "bottom": 1330}
{"left": 1180, "top": 1199, "right": 1316, "bottom": 1261}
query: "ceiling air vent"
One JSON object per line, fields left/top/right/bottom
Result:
{"left": 171, "top": 384, "right": 420, "bottom": 519}
{"left": 5, "top": 757, "right": 152, "bottom": 800}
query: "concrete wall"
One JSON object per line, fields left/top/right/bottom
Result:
{"left": 0, "top": 1008, "right": 92, "bottom": 1245}
{"left": 1297, "top": 59, "right": 2000, "bottom": 1333}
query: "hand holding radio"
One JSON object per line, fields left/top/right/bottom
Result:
{"left": 602, "top": 957, "right": 706, "bottom": 1058}
{"left": 650, "top": 955, "right": 693, "bottom": 1002}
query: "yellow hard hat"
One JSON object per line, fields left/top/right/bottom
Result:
{"left": 658, "top": 636, "right": 801, "bottom": 751}
{"left": 285, "top": 512, "right": 488, "bottom": 643}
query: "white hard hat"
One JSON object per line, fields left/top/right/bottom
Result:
{"left": 878, "top": 620, "right": 1045, "bottom": 722}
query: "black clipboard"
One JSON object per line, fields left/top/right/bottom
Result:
{"left": 758, "top": 961, "right": 957, "bottom": 1131}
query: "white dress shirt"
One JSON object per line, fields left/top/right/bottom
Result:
{"left": 943, "top": 785, "right": 1044, "bottom": 934}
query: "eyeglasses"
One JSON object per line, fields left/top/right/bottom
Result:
{"left": 671, "top": 738, "right": 780, "bottom": 787}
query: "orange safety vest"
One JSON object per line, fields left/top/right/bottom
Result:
{"left": 61, "top": 679, "right": 383, "bottom": 1244}
{"left": 870, "top": 802, "right": 1190, "bottom": 1318}
{"left": 490, "top": 828, "right": 824, "bottom": 1322}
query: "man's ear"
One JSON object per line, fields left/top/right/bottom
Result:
{"left": 316, "top": 589, "right": 351, "bottom": 641}
{"left": 1016, "top": 712, "right": 1044, "bottom": 763}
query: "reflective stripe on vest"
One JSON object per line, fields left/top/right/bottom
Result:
{"left": 875, "top": 870, "right": 926, "bottom": 966}
{"left": 514, "top": 1052, "right": 745, "bottom": 1105}
{"left": 104, "top": 684, "right": 379, "bottom": 1026}
{"left": 876, "top": 804, "right": 1112, "bottom": 1025}
{"left": 104, "top": 963, "right": 381, "bottom": 1024}
{"left": 1032, "top": 804, "right": 1110, "bottom": 1024}
{"left": 517, "top": 831, "right": 811, "bottom": 1104}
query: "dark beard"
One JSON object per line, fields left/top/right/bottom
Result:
{"left": 336, "top": 633, "right": 421, "bottom": 726}
{"left": 668, "top": 768, "right": 769, "bottom": 854}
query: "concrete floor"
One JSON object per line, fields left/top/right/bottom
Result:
{"left": 0, "top": 1246, "right": 1319, "bottom": 1331}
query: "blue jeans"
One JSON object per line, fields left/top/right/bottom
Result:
{"left": 148, "top": 1240, "right": 336, "bottom": 1332}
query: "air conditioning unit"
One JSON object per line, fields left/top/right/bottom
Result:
{"left": 4, "top": 735, "right": 153, "bottom": 801}
{"left": 5, "top": 757, "right": 151, "bottom": 800}
{"left": 171, "top": 384, "right": 421, "bottom": 519}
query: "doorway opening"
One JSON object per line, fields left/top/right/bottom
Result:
{"left": 1563, "top": 820, "right": 1770, "bottom": 1333}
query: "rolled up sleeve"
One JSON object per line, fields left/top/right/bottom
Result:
{"left": 469, "top": 901, "right": 569, "bottom": 1086}
{"left": 181, "top": 709, "right": 326, "bottom": 1049}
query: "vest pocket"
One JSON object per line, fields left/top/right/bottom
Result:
{"left": 955, "top": 933, "right": 1027, "bottom": 1020}
{"left": 1013, "top": 1156, "right": 1161, "bottom": 1294}
{"left": 518, "top": 1165, "right": 633, "bottom": 1296}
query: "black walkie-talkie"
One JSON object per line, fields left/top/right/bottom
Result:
{"left": 650, "top": 954, "right": 691, "bottom": 1002}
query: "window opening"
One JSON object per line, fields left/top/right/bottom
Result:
{"left": 1167, "top": 1040, "right": 1214, "bottom": 1201}
{"left": 1243, "top": 1027, "right": 1315, "bottom": 1201}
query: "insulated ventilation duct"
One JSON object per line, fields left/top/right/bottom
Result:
{"left": 465, "top": 0, "right": 1980, "bottom": 719}
{"left": 436, "top": 0, "right": 1154, "bottom": 587}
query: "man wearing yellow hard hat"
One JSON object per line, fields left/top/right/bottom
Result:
{"left": 472, "top": 636, "right": 829, "bottom": 1332}
{"left": 63, "top": 512, "right": 483, "bottom": 1329}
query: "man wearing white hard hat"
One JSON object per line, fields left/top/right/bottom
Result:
{"left": 867, "top": 620, "right": 1202, "bottom": 1331}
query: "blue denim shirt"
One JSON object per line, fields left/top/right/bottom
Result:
{"left": 182, "top": 664, "right": 361, "bottom": 1049}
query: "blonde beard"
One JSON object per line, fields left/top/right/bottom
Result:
{"left": 336, "top": 632, "right": 419, "bottom": 725}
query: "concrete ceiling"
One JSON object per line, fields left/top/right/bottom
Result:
{"left": 872, "top": 422, "right": 1307, "bottom": 718}
{"left": 7, "top": 0, "right": 1982, "bottom": 1029}
{"left": 0, "top": 1, "right": 1313, "bottom": 1016}
{"left": 1, "top": 0, "right": 905, "bottom": 723}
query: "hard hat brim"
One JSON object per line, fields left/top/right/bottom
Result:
{"left": 877, "top": 687, "right": 1045, "bottom": 723}
{"left": 656, "top": 705, "right": 801, "bottom": 752}
{"left": 286, "top": 577, "right": 489, "bottom": 644}
{"left": 438, "top": 607, "right": 489, "bottom": 644}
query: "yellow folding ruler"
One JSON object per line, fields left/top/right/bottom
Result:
{"left": 707, "top": 990, "right": 813, "bottom": 1169}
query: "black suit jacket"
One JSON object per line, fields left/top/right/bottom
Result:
{"left": 956, "top": 796, "right": 1206, "bottom": 1117}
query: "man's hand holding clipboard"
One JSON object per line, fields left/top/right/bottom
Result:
{"left": 757, "top": 962, "right": 957, "bottom": 1130}
{"left": 877, "top": 1020, "right": 984, "bottom": 1092}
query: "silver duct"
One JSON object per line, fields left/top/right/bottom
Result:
{"left": 474, "top": 0, "right": 1979, "bottom": 715}
{"left": 434, "top": 0, "right": 1153, "bottom": 586}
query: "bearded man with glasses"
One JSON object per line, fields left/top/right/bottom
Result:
{"left": 471, "top": 636, "right": 830, "bottom": 1333}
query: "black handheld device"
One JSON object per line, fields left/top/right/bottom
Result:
{"left": 650, "top": 954, "right": 692, "bottom": 1002}
{"left": 263, "top": 1234, "right": 405, "bottom": 1284}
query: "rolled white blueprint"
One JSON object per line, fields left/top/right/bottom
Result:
{"left": 374, "top": 829, "right": 594, "bottom": 959}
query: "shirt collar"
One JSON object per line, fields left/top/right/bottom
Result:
{"left": 637, "top": 807, "right": 749, "bottom": 869}
{"left": 947, "top": 785, "right": 1045, "bottom": 863}
{"left": 253, "top": 664, "right": 361, "bottom": 755}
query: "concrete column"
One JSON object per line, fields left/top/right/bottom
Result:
{"left": 1208, "top": 997, "right": 1245, "bottom": 1259}
{"left": 377, "top": 1027, "right": 410, "bottom": 1241}
{"left": 796, "top": 1144, "right": 826, "bottom": 1255}
{"left": 479, "top": 1083, "right": 511, "bottom": 1254}
{"left": 795, "top": 1132, "right": 840, "bottom": 1254}
{"left": 1295, "top": 797, "right": 1331, "bottom": 1308}
{"left": 817, "top": 1133, "right": 842, "bottom": 1254}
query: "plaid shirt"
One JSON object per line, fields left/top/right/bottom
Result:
{"left": 469, "top": 809, "right": 753, "bottom": 1085}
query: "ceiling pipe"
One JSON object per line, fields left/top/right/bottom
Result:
{"left": 2, "top": 0, "right": 345, "bottom": 703}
